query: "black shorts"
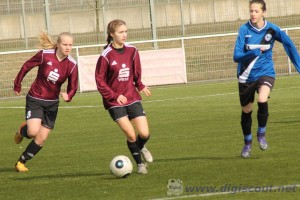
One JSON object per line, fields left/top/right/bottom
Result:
{"left": 25, "top": 95, "right": 59, "bottom": 129}
{"left": 108, "top": 101, "right": 146, "bottom": 121}
{"left": 239, "top": 76, "right": 275, "bottom": 106}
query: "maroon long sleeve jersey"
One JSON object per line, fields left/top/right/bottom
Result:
{"left": 14, "top": 49, "right": 78, "bottom": 102}
{"left": 95, "top": 44, "right": 145, "bottom": 109}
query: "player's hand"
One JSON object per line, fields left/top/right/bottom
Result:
{"left": 60, "top": 92, "right": 69, "bottom": 102}
{"left": 260, "top": 47, "right": 267, "bottom": 52}
{"left": 140, "top": 86, "right": 151, "bottom": 96}
{"left": 14, "top": 90, "right": 21, "bottom": 96}
{"left": 117, "top": 95, "right": 127, "bottom": 105}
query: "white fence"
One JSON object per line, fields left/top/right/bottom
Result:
{"left": 1, "top": 27, "right": 300, "bottom": 99}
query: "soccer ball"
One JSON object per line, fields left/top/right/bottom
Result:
{"left": 109, "top": 155, "right": 133, "bottom": 178}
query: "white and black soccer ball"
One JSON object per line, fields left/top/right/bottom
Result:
{"left": 109, "top": 155, "right": 133, "bottom": 178}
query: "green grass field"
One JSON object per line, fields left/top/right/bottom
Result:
{"left": 0, "top": 76, "right": 299, "bottom": 200}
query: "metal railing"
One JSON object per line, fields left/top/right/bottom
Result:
{"left": 1, "top": 27, "right": 299, "bottom": 99}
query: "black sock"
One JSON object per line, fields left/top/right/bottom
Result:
{"left": 241, "top": 111, "right": 252, "bottom": 135}
{"left": 21, "top": 125, "right": 30, "bottom": 139}
{"left": 127, "top": 140, "right": 142, "bottom": 165}
{"left": 137, "top": 135, "right": 150, "bottom": 150}
{"left": 257, "top": 102, "right": 269, "bottom": 127}
{"left": 18, "top": 140, "right": 42, "bottom": 164}
{"left": 241, "top": 111, "right": 252, "bottom": 145}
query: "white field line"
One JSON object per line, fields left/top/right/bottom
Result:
{"left": 0, "top": 81, "right": 235, "bottom": 102}
{"left": 150, "top": 184, "right": 300, "bottom": 200}
{"left": 0, "top": 92, "right": 237, "bottom": 109}
{"left": 1, "top": 82, "right": 300, "bottom": 109}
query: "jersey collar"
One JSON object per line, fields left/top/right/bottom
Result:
{"left": 248, "top": 20, "right": 268, "bottom": 32}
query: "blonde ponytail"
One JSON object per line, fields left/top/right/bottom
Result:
{"left": 37, "top": 29, "right": 57, "bottom": 49}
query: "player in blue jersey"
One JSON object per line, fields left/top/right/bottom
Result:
{"left": 233, "top": 0, "right": 300, "bottom": 157}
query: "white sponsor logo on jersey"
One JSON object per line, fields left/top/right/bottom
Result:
{"left": 47, "top": 61, "right": 52, "bottom": 66}
{"left": 47, "top": 68, "right": 60, "bottom": 84}
{"left": 118, "top": 64, "right": 129, "bottom": 81}
{"left": 264, "top": 33, "right": 272, "bottom": 42}
{"left": 245, "top": 44, "right": 270, "bottom": 50}
{"left": 112, "top": 60, "right": 117, "bottom": 65}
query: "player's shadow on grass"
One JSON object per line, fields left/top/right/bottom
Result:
{"left": 0, "top": 167, "right": 16, "bottom": 173}
{"left": 154, "top": 156, "right": 246, "bottom": 162}
{"left": 13, "top": 172, "right": 133, "bottom": 181}
{"left": 13, "top": 171, "right": 108, "bottom": 180}
{"left": 269, "top": 120, "right": 300, "bottom": 124}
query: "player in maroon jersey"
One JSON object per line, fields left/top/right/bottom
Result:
{"left": 13, "top": 30, "right": 78, "bottom": 172}
{"left": 95, "top": 19, "right": 153, "bottom": 174}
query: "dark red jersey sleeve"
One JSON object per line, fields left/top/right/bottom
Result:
{"left": 14, "top": 51, "right": 42, "bottom": 93}
{"left": 95, "top": 56, "right": 119, "bottom": 101}
{"left": 66, "top": 64, "right": 78, "bottom": 102}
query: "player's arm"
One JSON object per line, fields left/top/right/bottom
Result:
{"left": 95, "top": 56, "right": 119, "bottom": 100}
{"left": 63, "top": 64, "right": 78, "bottom": 102}
{"left": 233, "top": 27, "right": 261, "bottom": 63}
{"left": 276, "top": 29, "right": 300, "bottom": 72}
{"left": 14, "top": 50, "right": 43, "bottom": 95}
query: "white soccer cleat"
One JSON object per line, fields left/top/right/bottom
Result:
{"left": 137, "top": 163, "right": 148, "bottom": 174}
{"left": 141, "top": 147, "right": 153, "bottom": 163}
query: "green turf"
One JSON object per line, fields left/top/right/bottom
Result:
{"left": 0, "top": 76, "right": 299, "bottom": 200}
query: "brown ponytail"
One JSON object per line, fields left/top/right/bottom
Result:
{"left": 104, "top": 35, "right": 113, "bottom": 49}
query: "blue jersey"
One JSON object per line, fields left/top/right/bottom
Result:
{"left": 233, "top": 20, "right": 300, "bottom": 83}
